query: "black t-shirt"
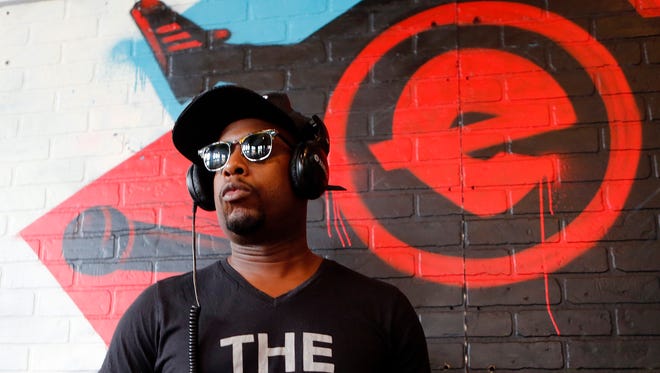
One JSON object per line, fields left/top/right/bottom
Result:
{"left": 100, "top": 258, "right": 430, "bottom": 372}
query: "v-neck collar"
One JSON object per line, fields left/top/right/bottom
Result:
{"left": 218, "top": 257, "right": 327, "bottom": 306}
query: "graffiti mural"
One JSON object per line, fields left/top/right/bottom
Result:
{"left": 20, "top": 0, "right": 660, "bottom": 369}
{"left": 328, "top": 1, "right": 642, "bottom": 286}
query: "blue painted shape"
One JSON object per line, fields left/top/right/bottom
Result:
{"left": 111, "top": 0, "right": 361, "bottom": 121}
{"left": 183, "top": 0, "right": 361, "bottom": 44}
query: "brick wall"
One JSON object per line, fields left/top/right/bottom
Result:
{"left": 2, "top": 0, "right": 659, "bottom": 371}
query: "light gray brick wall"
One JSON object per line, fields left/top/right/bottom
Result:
{"left": 0, "top": 0, "right": 175, "bottom": 370}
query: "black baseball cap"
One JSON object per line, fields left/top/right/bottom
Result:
{"left": 172, "top": 85, "right": 313, "bottom": 166}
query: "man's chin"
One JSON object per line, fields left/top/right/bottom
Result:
{"left": 224, "top": 212, "right": 264, "bottom": 236}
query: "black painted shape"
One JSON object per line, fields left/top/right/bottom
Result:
{"left": 130, "top": 0, "right": 231, "bottom": 101}
{"left": 62, "top": 206, "right": 230, "bottom": 275}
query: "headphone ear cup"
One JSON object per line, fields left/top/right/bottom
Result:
{"left": 186, "top": 164, "right": 216, "bottom": 211}
{"left": 289, "top": 142, "right": 329, "bottom": 200}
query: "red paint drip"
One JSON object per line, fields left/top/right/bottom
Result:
{"left": 334, "top": 206, "right": 346, "bottom": 248}
{"left": 547, "top": 178, "right": 555, "bottom": 216}
{"left": 324, "top": 192, "right": 351, "bottom": 248}
{"left": 539, "top": 180, "right": 561, "bottom": 336}
{"left": 544, "top": 272, "right": 560, "bottom": 335}
{"left": 325, "top": 193, "right": 332, "bottom": 238}
{"left": 333, "top": 196, "right": 351, "bottom": 247}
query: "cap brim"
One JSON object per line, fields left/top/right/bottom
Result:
{"left": 172, "top": 85, "right": 298, "bottom": 165}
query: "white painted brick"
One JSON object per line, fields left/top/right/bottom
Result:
{"left": 0, "top": 317, "right": 68, "bottom": 343}
{"left": 0, "top": 90, "right": 55, "bottom": 115}
{"left": 64, "top": 0, "right": 135, "bottom": 18}
{"left": 19, "top": 110, "right": 88, "bottom": 137}
{"left": 56, "top": 82, "right": 129, "bottom": 110}
{"left": 44, "top": 182, "right": 100, "bottom": 208}
{"left": 29, "top": 17, "right": 98, "bottom": 44}
{"left": 8, "top": 210, "right": 63, "bottom": 238}
{"left": 0, "top": 187, "right": 46, "bottom": 212}
{"left": 0, "top": 116, "right": 19, "bottom": 139}
{"left": 62, "top": 36, "right": 130, "bottom": 63}
{"left": 51, "top": 131, "right": 124, "bottom": 158}
{"left": 89, "top": 103, "right": 164, "bottom": 131}
{"left": 24, "top": 62, "right": 95, "bottom": 90}
{"left": 1, "top": 43, "right": 61, "bottom": 68}
{"left": 0, "top": 344, "right": 29, "bottom": 370}
{"left": 0, "top": 21, "right": 29, "bottom": 46}
{"left": 0, "top": 136, "right": 50, "bottom": 163}
{"left": 0, "top": 214, "right": 7, "bottom": 236}
{"left": 0, "top": 289, "right": 34, "bottom": 316}
{"left": 0, "top": 1, "right": 65, "bottom": 26}
{"left": 98, "top": 13, "right": 142, "bottom": 38}
{"left": 0, "top": 237, "right": 40, "bottom": 263}
{"left": 0, "top": 166, "right": 11, "bottom": 187}
{"left": 35, "top": 289, "right": 82, "bottom": 317}
{"left": 30, "top": 343, "right": 106, "bottom": 371}
{"left": 0, "top": 262, "right": 60, "bottom": 288}
{"left": 122, "top": 126, "right": 168, "bottom": 154}
{"left": 81, "top": 153, "right": 134, "bottom": 182}
{"left": 14, "top": 158, "right": 85, "bottom": 186}
{"left": 69, "top": 318, "right": 106, "bottom": 344}
{"left": 0, "top": 68, "right": 24, "bottom": 92}
{"left": 8, "top": 177, "right": 89, "bottom": 216}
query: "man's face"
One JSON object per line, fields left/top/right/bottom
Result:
{"left": 212, "top": 118, "right": 305, "bottom": 241}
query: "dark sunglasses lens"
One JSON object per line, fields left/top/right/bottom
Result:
{"left": 204, "top": 143, "right": 230, "bottom": 171}
{"left": 241, "top": 132, "right": 273, "bottom": 160}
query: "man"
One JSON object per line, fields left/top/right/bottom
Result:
{"left": 100, "top": 85, "right": 431, "bottom": 372}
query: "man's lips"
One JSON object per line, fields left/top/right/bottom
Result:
{"left": 221, "top": 182, "right": 252, "bottom": 202}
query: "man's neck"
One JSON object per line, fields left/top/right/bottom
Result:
{"left": 227, "top": 238, "right": 323, "bottom": 298}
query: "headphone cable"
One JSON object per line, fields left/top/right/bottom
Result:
{"left": 191, "top": 203, "right": 201, "bottom": 307}
{"left": 189, "top": 203, "right": 201, "bottom": 373}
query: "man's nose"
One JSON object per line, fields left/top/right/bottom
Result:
{"left": 222, "top": 145, "right": 247, "bottom": 176}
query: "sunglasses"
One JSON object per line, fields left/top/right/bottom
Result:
{"left": 197, "top": 129, "right": 293, "bottom": 172}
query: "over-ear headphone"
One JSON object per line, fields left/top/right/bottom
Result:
{"left": 186, "top": 163, "right": 216, "bottom": 211}
{"left": 186, "top": 115, "right": 330, "bottom": 211}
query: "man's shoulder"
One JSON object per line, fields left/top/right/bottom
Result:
{"left": 321, "top": 259, "right": 405, "bottom": 296}
{"left": 140, "top": 259, "right": 224, "bottom": 300}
